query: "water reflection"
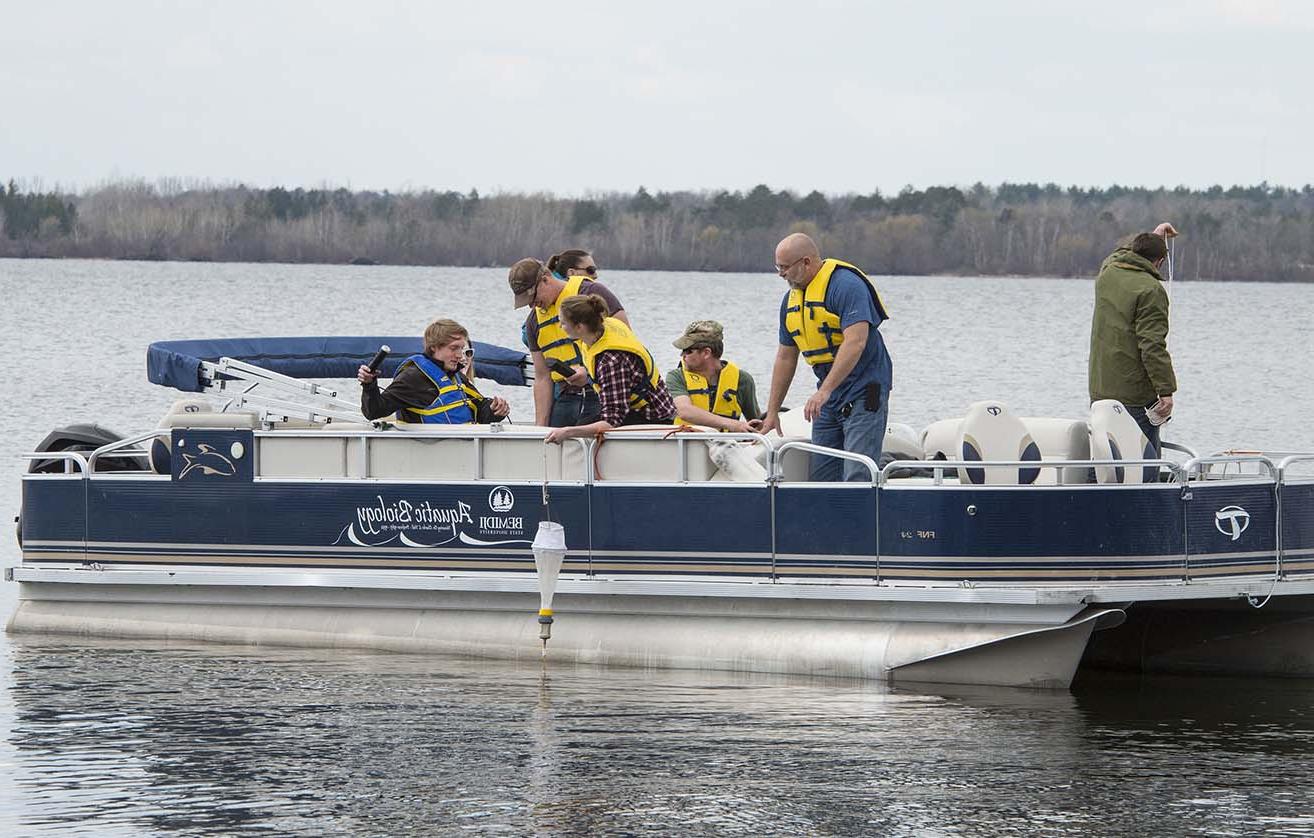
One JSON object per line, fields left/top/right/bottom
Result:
{"left": 5, "top": 636, "right": 1314, "bottom": 835}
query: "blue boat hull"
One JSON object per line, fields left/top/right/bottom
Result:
{"left": 19, "top": 427, "right": 1303, "bottom": 584}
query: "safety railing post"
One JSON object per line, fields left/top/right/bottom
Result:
{"left": 1276, "top": 455, "right": 1314, "bottom": 581}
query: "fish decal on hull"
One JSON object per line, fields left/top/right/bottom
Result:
{"left": 178, "top": 444, "right": 236, "bottom": 479}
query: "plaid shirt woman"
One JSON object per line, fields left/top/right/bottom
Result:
{"left": 543, "top": 294, "right": 675, "bottom": 445}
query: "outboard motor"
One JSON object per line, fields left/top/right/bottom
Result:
{"left": 28, "top": 424, "right": 149, "bottom": 474}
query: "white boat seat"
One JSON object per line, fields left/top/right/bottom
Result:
{"left": 158, "top": 398, "right": 259, "bottom": 430}
{"left": 921, "top": 418, "right": 961, "bottom": 461}
{"left": 151, "top": 399, "right": 259, "bottom": 473}
{"left": 1019, "top": 417, "right": 1092, "bottom": 485}
{"left": 884, "top": 422, "right": 922, "bottom": 461}
{"left": 1089, "top": 400, "right": 1157, "bottom": 484}
{"left": 957, "top": 401, "right": 1042, "bottom": 485}
{"left": 925, "top": 415, "right": 1089, "bottom": 485}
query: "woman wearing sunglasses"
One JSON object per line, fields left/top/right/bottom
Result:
{"left": 546, "top": 248, "right": 598, "bottom": 280}
{"left": 357, "top": 318, "right": 509, "bottom": 424}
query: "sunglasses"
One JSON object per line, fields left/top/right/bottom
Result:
{"left": 680, "top": 346, "right": 706, "bottom": 355}
{"left": 579, "top": 266, "right": 598, "bottom": 276}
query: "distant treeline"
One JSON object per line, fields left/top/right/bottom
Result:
{"left": 3, "top": 178, "right": 1313, "bottom": 281}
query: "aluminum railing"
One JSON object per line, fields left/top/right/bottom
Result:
{"left": 1181, "top": 454, "right": 1278, "bottom": 482}
{"left": 20, "top": 432, "right": 158, "bottom": 477}
{"left": 1274, "top": 454, "right": 1314, "bottom": 581}
{"left": 85, "top": 430, "right": 160, "bottom": 474}
{"left": 1277, "top": 454, "right": 1314, "bottom": 480}
{"left": 772, "top": 441, "right": 880, "bottom": 485}
{"left": 18, "top": 450, "right": 88, "bottom": 475}
{"left": 19, "top": 430, "right": 1306, "bottom": 586}
{"left": 29, "top": 426, "right": 1290, "bottom": 489}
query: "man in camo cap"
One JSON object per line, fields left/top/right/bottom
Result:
{"left": 667, "top": 320, "right": 763, "bottom": 433}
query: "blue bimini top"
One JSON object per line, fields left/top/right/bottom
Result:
{"left": 147, "top": 336, "right": 531, "bottom": 393}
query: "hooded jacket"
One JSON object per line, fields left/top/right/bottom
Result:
{"left": 1088, "top": 247, "right": 1177, "bottom": 405}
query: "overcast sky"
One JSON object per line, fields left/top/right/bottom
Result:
{"left": 3, "top": 0, "right": 1310, "bottom": 197}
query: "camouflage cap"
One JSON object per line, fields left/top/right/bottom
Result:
{"left": 672, "top": 319, "right": 724, "bottom": 350}
{"left": 508, "top": 258, "right": 544, "bottom": 308}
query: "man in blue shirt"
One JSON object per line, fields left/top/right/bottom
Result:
{"left": 760, "top": 233, "right": 893, "bottom": 481}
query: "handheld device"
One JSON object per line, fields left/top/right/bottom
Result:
{"left": 548, "top": 359, "right": 578, "bottom": 378}
{"left": 1145, "top": 399, "right": 1172, "bottom": 427}
{"left": 367, "top": 345, "right": 390, "bottom": 373}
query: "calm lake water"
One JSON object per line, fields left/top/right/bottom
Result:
{"left": 1, "top": 258, "right": 1312, "bottom": 835}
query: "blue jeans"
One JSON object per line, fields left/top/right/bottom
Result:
{"left": 549, "top": 388, "right": 601, "bottom": 427}
{"left": 809, "top": 390, "right": 889, "bottom": 482}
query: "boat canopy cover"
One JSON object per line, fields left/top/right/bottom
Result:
{"left": 147, "top": 337, "right": 530, "bottom": 393}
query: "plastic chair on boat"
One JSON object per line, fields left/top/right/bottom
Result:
{"left": 150, "top": 399, "right": 215, "bottom": 473}
{"left": 957, "top": 400, "right": 1042, "bottom": 485}
{"left": 1088, "top": 400, "right": 1158, "bottom": 484}
{"left": 884, "top": 422, "right": 923, "bottom": 462}
{"left": 1018, "top": 417, "right": 1092, "bottom": 485}
{"left": 149, "top": 399, "right": 260, "bottom": 473}
{"left": 921, "top": 417, "right": 961, "bottom": 461}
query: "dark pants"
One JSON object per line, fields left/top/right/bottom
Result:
{"left": 1125, "top": 405, "right": 1162, "bottom": 456}
{"left": 549, "top": 388, "right": 602, "bottom": 427}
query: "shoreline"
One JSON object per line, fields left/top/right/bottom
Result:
{"left": 0, "top": 253, "right": 1304, "bottom": 284}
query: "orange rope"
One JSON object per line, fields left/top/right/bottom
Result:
{"left": 592, "top": 428, "right": 607, "bottom": 480}
{"left": 589, "top": 423, "right": 701, "bottom": 480}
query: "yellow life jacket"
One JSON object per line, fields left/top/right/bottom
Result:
{"left": 582, "top": 317, "right": 661, "bottom": 411}
{"left": 394, "top": 355, "right": 483, "bottom": 424}
{"left": 674, "top": 361, "right": 743, "bottom": 427}
{"left": 783, "top": 258, "right": 890, "bottom": 366}
{"left": 534, "top": 275, "right": 589, "bottom": 382}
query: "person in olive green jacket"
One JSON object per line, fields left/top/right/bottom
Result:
{"left": 1088, "top": 223, "right": 1178, "bottom": 452}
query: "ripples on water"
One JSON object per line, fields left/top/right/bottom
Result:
{"left": 2, "top": 260, "right": 1313, "bottom": 834}
{"left": 3, "top": 637, "right": 1314, "bottom": 836}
